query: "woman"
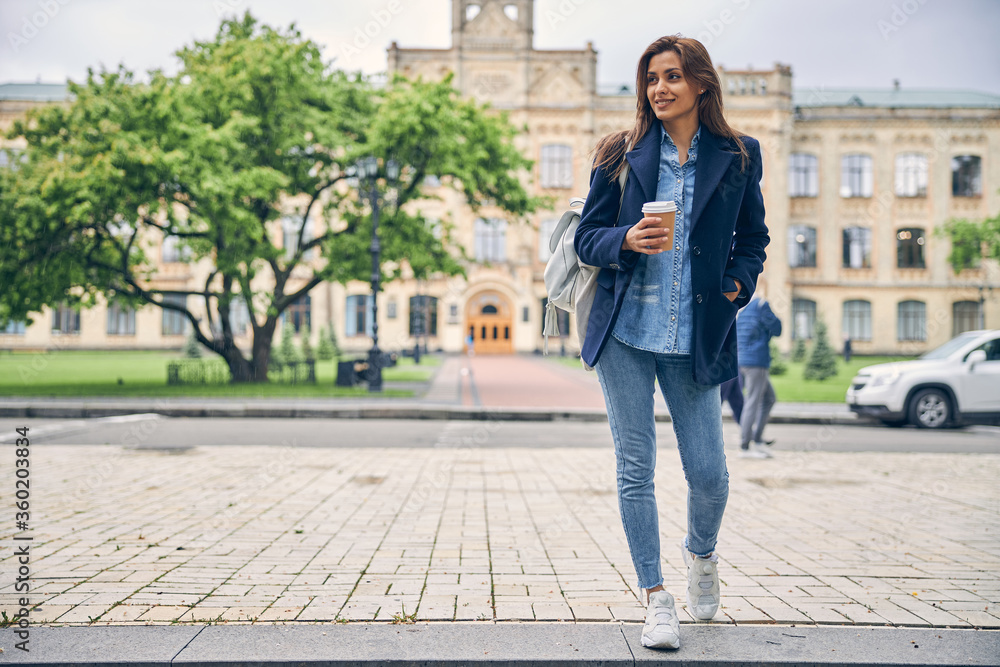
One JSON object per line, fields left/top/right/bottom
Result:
{"left": 574, "top": 35, "right": 768, "bottom": 650}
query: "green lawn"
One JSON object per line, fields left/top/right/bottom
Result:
{"left": 547, "top": 353, "right": 915, "bottom": 403}
{"left": 0, "top": 350, "right": 440, "bottom": 398}
{"left": 770, "top": 355, "right": 911, "bottom": 403}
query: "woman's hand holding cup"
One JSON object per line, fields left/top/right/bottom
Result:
{"left": 623, "top": 217, "right": 673, "bottom": 254}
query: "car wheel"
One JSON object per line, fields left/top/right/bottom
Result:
{"left": 908, "top": 388, "right": 951, "bottom": 429}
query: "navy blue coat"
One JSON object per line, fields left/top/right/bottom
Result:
{"left": 574, "top": 124, "right": 769, "bottom": 385}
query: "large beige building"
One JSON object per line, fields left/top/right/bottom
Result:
{"left": 2, "top": 0, "right": 999, "bottom": 357}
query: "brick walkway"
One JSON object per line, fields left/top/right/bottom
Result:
{"left": 3, "top": 436, "right": 997, "bottom": 628}
{"left": 462, "top": 355, "right": 606, "bottom": 409}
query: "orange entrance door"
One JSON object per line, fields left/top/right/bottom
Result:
{"left": 466, "top": 292, "right": 513, "bottom": 355}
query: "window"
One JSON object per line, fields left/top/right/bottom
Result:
{"left": 895, "top": 153, "right": 927, "bottom": 197}
{"left": 953, "top": 301, "right": 981, "bottom": 336}
{"left": 106, "top": 303, "right": 136, "bottom": 336}
{"left": 951, "top": 155, "right": 981, "bottom": 197}
{"left": 0, "top": 148, "right": 25, "bottom": 170}
{"left": 538, "top": 218, "right": 559, "bottom": 261}
{"left": 409, "top": 296, "right": 438, "bottom": 336}
{"left": 474, "top": 218, "right": 507, "bottom": 262}
{"left": 843, "top": 300, "right": 872, "bottom": 341}
{"left": 897, "top": 300, "right": 926, "bottom": 341}
{"left": 842, "top": 227, "right": 871, "bottom": 269}
{"left": 52, "top": 303, "right": 80, "bottom": 335}
{"left": 540, "top": 144, "right": 573, "bottom": 189}
{"left": 227, "top": 299, "right": 251, "bottom": 337}
{"left": 788, "top": 153, "right": 818, "bottom": 197}
{"left": 282, "top": 216, "right": 313, "bottom": 260}
{"left": 448, "top": 303, "right": 459, "bottom": 323}
{"left": 161, "top": 294, "right": 188, "bottom": 336}
{"left": 282, "top": 294, "right": 311, "bottom": 334}
{"left": 346, "top": 294, "right": 374, "bottom": 337}
{"left": 540, "top": 298, "right": 570, "bottom": 337}
{"left": 788, "top": 225, "right": 817, "bottom": 268}
{"left": 896, "top": 227, "right": 925, "bottom": 269}
{"left": 791, "top": 299, "right": 817, "bottom": 340}
{"left": 2, "top": 320, "right": 26, "bottom": 335}
{"left": 840, "top": 154, "right": 873, "bottom": 198}
{"left": 162, "top": 235, "right": 191, "bottom": 263}
{"left": 522, "top": 306, "right": 530, "bottom": 322}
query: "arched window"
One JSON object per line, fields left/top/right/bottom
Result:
{"left": 843, "top": 300, "right": 871, "bottom": 341}
{"left": 897, "top": 300, "right": 926, "bottom": 341}
{"left": 840, "top": 154, "right": 873, "bottom": 198}
{"left": 896, "top": 227, "right": 926, "bottom": 269}
{"left": 951, "top": 155, "right": 981, "bottom": 197}
{"left": 791, "top": 299, "right": 817, "bottom": 340}
{"left": 953, "top": 301, "right": 981, "bottom": 336}
{"left": 409, "top": 296, "right": 438, "bottom": 336}
{"left": 482, "top": 304, "right": 498, "bottom": 315}
{"left": 895, "top": 153, "right": 928, "bottom": 197}
{"left": 474, "top": 218, "right": 507, "bottom": 262}
{"left": 788, "top": 153, "right": 818, "bottom": 197}
{"left": 842, "top": 227, "right": 871, "bottom": 268}
{"left": 788, "top": 225, "right": 817, "bottom": 268}
{"left": 540, "top": 144, "right": 573, "bottom": 188}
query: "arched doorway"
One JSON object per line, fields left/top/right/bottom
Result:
{"left": 465, "top": 291, "right": 513, "bottom": 355}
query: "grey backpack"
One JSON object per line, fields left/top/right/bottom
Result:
{"left": 543, "top": 159, "right": 630, "bottom": 362}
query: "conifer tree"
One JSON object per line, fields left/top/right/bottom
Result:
{"left": 804, "top": 319, "right": 838, "bottom": 381}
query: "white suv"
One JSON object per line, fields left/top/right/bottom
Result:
{"left": 846, "top": 329, "right": 1000, "bottom": 429}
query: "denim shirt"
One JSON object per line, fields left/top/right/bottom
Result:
{"left": 613, "top": 123, "right": 699, "bottom": 354}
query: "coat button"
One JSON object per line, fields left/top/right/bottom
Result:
{"left": 693, "top": 246, "right": 701, "bottom": 256}
{"left": 610, "top": 263, "right": 620, "bottom": 270}
{"left": 696, "top": 294, "right": 703, "bottom": 303}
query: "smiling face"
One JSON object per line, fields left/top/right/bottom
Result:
{"left": 646, "top": 50, "right": 701, "bottom": 130}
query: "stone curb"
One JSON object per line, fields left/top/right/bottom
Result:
{"left": 0, "top": 403, "right": 860, "bottom": 425}
{"left": 1, "top": 624, "right": 995, "bottom": 666}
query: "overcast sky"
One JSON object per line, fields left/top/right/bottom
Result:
{"left": 2, "top": 0, "right": 999, "bottom": 94}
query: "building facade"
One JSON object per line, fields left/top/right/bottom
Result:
{"left": 2, "top": 0, "right": 999, "bottom": 357}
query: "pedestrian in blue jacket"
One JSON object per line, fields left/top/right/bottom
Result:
{"left": 735, "top": 296, "right": 782, "bottom": 457}
{"left": 574, "top": 35, "right": 768, "bottom": 650}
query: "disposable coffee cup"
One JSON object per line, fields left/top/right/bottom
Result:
{"left": 641, "top": 201, "right": 677, "bottom": 251}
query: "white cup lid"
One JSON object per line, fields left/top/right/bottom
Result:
{"left": 642, "top": 201, "right": 677, "bottom": 213}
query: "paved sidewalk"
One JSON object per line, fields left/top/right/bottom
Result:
{"left": 2, "top": 439, "right": 997, "bottom": 629}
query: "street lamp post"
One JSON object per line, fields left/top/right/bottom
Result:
{"left": 355, "top": 156, "right": 399, "bottom": 393}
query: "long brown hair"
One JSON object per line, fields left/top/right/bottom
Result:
{"left": 594, "top": 35, "right": 748, "bottom": 179}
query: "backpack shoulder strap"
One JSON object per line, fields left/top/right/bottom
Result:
{"left": 548, "top": 208, "right": 580, "bottom": 254}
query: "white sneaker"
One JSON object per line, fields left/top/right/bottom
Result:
{"left": 681, "top": 542, "right": 721, "bottom": 620}
{"left": 738, "top": 443, "right": 773, "bottom": 459}
{"left": 640, "top": 590, "right": 680, "bottom": 649}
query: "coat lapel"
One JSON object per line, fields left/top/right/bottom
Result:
{"left": 690, "top": 129, "right": 737, "bottom": 230}
{"left": 625, "top": 124, "right": 737, "bottom": 230}
{"left": 624, "top": 124, "right": 660, "bottom": 202}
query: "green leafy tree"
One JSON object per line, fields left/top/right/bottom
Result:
{"left": 300, "top": 324, "right": 314, "bottom": 362}
{"left": 316, "top": 325, "right": 335, "bottom": 361}
{"left": 0, "top": 12, "right": 541, "bottom": 382}
{"left": 939, "top": 207, "right": 1000, "bottom": 273}
{"left": 804, "top": 319, "right": 838, "bottom": 381}
{"left": 791, "top": 337, "right": 808, "bottom": 363}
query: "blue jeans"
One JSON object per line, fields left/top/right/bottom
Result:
{"left": 595, "top": 335, "right": 729, "bottom": 591}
